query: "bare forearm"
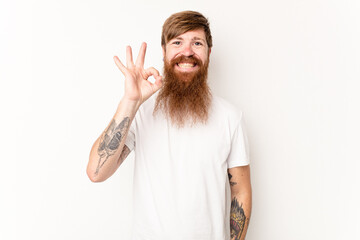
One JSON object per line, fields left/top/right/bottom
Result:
{"left": 230, "top": 192, "right": 252, "bottom": 240}
{"left": 228, "top": 166, "right": 252, "bottom": 240}
{"left": 87, "top": 98, "right": 139, "bottom": 182}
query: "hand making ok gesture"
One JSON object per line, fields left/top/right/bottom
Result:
{"left": 113, "top": 42, "right": 163, "bottom": 106}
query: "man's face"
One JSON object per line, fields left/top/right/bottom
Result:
{"left": 163, "top": 29, "right": 211, "bottom": 79}
{"left": 155, "top": 28, "right": 212, "bottom": 127}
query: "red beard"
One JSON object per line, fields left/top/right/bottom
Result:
{"left": 154, "top": 55, "right": 212, "bottom": 128}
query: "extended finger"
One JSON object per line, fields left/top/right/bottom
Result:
{"left": 126, "top": 46, "right": 134, "bottom": 67}
{"left": 113, "top": 56, "right": 127, "bottom": 74}
{"left": 135, "top": 42, "right": 147, "bottom": 67}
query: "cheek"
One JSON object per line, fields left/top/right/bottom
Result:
{"left": 197, "top": 53, "right": 208, "bottom": 64}
{"left": 165, "top": 50, "right": 177, "bottom": 62}
{"left": 195, "top": 49, "right": 209, "bottom": 61}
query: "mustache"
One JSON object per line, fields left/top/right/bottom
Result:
{"left": 170, "top": 55, "right": 203, "bottom": 67}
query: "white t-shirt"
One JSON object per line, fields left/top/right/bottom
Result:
{"left": 125, "top": 94, "right": 250, "bottom": 240}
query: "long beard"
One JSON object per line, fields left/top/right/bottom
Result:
{"left": 154, "top": 55, "right": 212, "bottom": 128}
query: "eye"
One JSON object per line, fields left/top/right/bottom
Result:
{"left": 194, "top": 41, "right": 203, "bottom": 46}
{"left": 172, "top": 41, "right": 181, "bottom": 45}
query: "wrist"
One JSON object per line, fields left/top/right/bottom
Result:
{"left": 118, "top": 97, "right": 141, "bottom": 112}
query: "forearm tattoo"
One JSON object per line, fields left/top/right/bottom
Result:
{"left": 228, "top": 173, "right": 237, "bottom": 186}
{"left": 230, "top": 198, "right": 247, "bottom": 240}
{"left": 95, "top": 117, "right": 130, "bottom": 175}
{"left": 118, "top": 145, "right": 130, "bottom": 165}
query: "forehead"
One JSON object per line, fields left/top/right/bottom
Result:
{"left": 170, "top": 29, "right": 206, "bottom": 41}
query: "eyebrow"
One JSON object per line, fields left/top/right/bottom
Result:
{"left": 193, "top": 37, "right": 205, "bottom": 42}
{"left": 173, "top": 36, "right": 206, "bottom": 42}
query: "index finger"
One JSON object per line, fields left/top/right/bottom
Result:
{"left": 113, "top": 56, "right": 126, "bottom": 75}
{"left": 135, "top": 42, "right": 147, "bottom": 67}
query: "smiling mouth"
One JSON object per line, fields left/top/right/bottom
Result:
{"left": 176, "top": 62, "right": 197, "bottom": 68}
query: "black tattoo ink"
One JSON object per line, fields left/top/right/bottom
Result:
{"left": 230, "top": 198, "right": 246, "bottom": 240}
{"left": 95, "top": 117, "right": 130, "bottom": 174}
{"left": 228, "top": 173, "right": 237, "bottom": 186}
{"left": 117, "top": 145, "right": 131, "bottom": 165}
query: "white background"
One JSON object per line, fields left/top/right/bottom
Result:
{"left": 1, "top": 0, "right": 359, "bottom": 239}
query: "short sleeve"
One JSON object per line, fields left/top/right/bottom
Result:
{"left": 124, "top": 123, "right": 135, "bottom": 151}
{"left": 226, "top": 114, "right": 250, "bottom": 169}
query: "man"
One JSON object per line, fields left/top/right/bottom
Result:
{"left": 87, "top": 11, "right": 252, "bottom": 240}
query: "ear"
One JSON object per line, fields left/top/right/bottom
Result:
{"left": 208, "top": 47, "right": 212, "bottom": 57}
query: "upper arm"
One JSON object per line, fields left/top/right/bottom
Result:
{"left": 228, "top": 165, "right": 252, "bottom": 195}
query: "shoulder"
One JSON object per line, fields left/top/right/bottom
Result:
{"left": 211, "top": 95, "right": 243, "bottom": 123}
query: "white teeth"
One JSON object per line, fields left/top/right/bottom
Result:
{"left": 178, "top": 63, "right": 194, "bottom": 68}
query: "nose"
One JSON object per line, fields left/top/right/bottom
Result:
{"left": 182, "top": 43, "right": 194, "bottom": 56}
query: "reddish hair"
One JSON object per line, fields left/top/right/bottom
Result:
{"left": 161, "top": 11, "right": 213, "bottom": 48}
